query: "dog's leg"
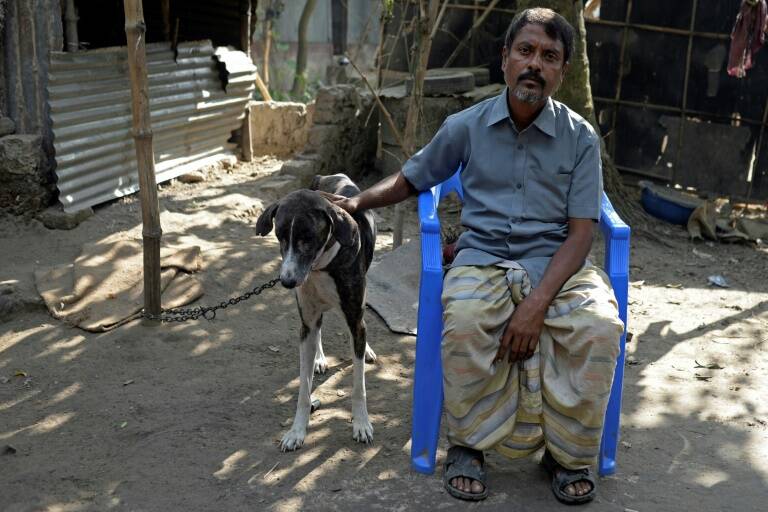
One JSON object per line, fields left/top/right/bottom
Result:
{"left": 314, "top": 337, "right": 328, "bottom": 375}
{"left": 348, "top": 316, "right": 373, "bottom": 444}
{"left": 280, "top": 311, "right": 321, "bottom": 452}
{"left": 364, "top": 343, "right": 377, "bottom": 364}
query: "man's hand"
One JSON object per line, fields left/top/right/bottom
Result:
{"left": 317, "top": 191, "right": 359, "bottom": 214}
{"left": 496, "top": 294, "right": 548, "bottom": 363}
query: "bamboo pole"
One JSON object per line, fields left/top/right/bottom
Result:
{"left": 123, "top": 0, "right": 162, "bottom": 319}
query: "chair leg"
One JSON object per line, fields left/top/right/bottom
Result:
{"left": 410, "top": 328, "right": 444, "bottom": 474}
{"left": 411, "top": 273, "right": 445, "bottom": 474}
{"left": 599, "top": 329, "right": 626, "bottom": 476}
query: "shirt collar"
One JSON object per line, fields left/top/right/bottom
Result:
{"left": 486, "top": 88, "right": 557, "bottom": 138}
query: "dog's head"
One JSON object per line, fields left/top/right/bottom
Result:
{"left": 255, "top": 190, "right": 360, "bottom": 288}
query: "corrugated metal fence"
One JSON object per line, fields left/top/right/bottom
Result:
{"left": 48, "top": 40, "right": 255, "bottom": 212}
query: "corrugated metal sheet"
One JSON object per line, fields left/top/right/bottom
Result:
{"left": 48, "top": 40, "right": 256, "bottom": 213}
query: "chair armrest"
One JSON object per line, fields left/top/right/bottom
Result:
{"left": 599, "top": 192, "right": 630, "bottom": 282}
{"left": 599, "top": 192, "right": 630, "bottom": 243}
{"left": 418, "top": 187, "right": 443, "bottom": 273}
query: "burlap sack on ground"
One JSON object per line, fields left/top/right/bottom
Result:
{"left": 35, "top": 239, "right": 203, "bottom": 331}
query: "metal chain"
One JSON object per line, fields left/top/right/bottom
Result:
{"left": 140, "top": 277, "right": 281, "bottom": 323}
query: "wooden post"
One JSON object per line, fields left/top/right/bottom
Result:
{"left": 123, "top": 0, "right": 162, "bottom": 319}
{"left": 241, "top": 0, "right": 252, "bottom": 55}
{"left": 161, "top": 0, "right": 171, "bottom": 42}
{"left": 64, "top": 0, "right": 79, "bottom": 52}
{"left": 241, "top": 0, "right": 254, "bottom": 162}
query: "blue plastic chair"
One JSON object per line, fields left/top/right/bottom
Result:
{"left": 410, "top": 168, "right": 630, "bottom": 477}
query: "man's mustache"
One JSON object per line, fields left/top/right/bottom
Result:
{"left": 517, "top": 72, "right": 546, "bottom": 87}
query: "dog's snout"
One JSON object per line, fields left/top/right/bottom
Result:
{"left": 280, "top": 257, "right": 307, "bottom": 289}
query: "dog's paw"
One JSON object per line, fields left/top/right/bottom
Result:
{"left": 313, "top": 354, "right": 328, "bottom": 375}
{"left": 364, "top": 344, "right": 377, "bottom": 364}
{"left": 352, "top": 417, "right": 374, "bottom": 444}
{"left": 280, "top": 426, "right": 307, "bottom": 452}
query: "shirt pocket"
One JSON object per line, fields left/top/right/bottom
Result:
{"left": 522, "top": 168, "right": 571, "bottom": 222}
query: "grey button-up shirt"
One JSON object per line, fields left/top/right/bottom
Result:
{"left": 402, "top": 88, "right": 603, "bottom": 287}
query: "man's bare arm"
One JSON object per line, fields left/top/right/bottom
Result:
{"left": 497, "top": 218, "right": 595, "bottom": 362}
{"left": 320, "top": 171, "right": 417, "bottom": 214}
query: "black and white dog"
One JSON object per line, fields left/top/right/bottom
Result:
{"left": 255, "top": 173, "right": 377, "bottom": 451}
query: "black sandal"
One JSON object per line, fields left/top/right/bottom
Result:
{"left": 541, "top": 450, "right": 596, "bottom": 505}
{"left": 443, "top": 445, "right": 489, "bottom": 501}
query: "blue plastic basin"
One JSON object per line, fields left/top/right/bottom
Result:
{"left": 640, "top": 183, "right": 700, "bottom": 226}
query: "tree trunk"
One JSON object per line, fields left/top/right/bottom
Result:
{"left": 291, "top": 0, "right": 317, "bottom": 98}
{"left": 515, "top": 0, "right": 643, "bottom": 223}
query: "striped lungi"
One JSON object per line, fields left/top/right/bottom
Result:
{"left": 441, "top": 263, "right": 624, "bottom": 469}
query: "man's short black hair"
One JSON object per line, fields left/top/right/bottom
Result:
{"left": 504, "top": 7, "right": 575, "bottom": 64}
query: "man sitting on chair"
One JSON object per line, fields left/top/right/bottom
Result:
{"left": 324, "top": 7, "right": 624, "bottom": 505}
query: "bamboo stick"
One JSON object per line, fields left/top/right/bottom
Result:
{"left": 255, "top": 71, "right": 273, "bottom": 101}
{"left": 442, "top": 0, "right": 501, "bottom": 68}
{"left": 346, "top": 55, "right": 408, "bottom": 156}
{"left": 263, "top": 18, "right": 272, "bottom": 87}
{"left": 394, "top": 0, "right": 441, "bottom": 249}
{"left": 123, "top": 0, "right": 162, "bottom": 319}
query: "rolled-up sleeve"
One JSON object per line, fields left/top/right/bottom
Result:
{"left": 401, "top": 115, "right": 466, "bottom": 192}
{"left": 567, "top": 125, "right": 602, "bottom": 220}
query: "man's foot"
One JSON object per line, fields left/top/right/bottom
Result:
{"left": 443, "top": 445, "right": 488, "bottom": 501}
{"left": 541, "top": 450, "right": 596, "bottom": 504}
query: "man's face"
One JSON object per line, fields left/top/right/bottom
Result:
{"left": 502, "top": 23, "right": 568, "bottom": 105}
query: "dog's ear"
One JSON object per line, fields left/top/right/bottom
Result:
{"left": 255, "top": 201, "right": 280, "bottom": 236}
{"left": 326, "top": 203, "right": 360, "bottom": 249}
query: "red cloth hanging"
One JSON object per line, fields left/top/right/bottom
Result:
{"left": 728, "top": 0, "right": 768, "bottom": 78}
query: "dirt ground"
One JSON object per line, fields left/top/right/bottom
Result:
{"left": 1, "top": 157, "right": 767, "bottom": 512}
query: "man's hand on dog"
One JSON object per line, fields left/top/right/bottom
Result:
{"left": 317, "top": 191, "right": 359, "bottom": 214}
{"left": 496, "top": 295, "right": 547, "bottom": 363}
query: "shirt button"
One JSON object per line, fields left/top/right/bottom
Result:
{"left": 516, "top": 183, "right": 522, "bottom": 189}
{"left": 517, "top": 144, "right": 524, "bottom": 150}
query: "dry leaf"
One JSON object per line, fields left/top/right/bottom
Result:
{"left": 694, "top": 360, "right": 724, "bottom": 370}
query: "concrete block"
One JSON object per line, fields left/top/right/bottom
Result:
{"left": 37, "top": 205, "right": 94, "bottom": 230}
{"left": 0, "top": 117, "right": 15, "bottom": 137}
{"left": 279, "top": 158, "right": 319, "bottom": 188}
{"left": 307, "top": 124, "right": 339, "bottom": 148}
{"left": 177, "top": 171, "right": 206, "bottom": 184}
{"left": 0, "top": 134, "right": 42, "bottom": 175}
{"left": 258, "top": 175, "right": 299, "bottom": 196}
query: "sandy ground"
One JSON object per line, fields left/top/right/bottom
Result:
{"left": 1, "top": 157, "right": 767, "bottom": 512}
